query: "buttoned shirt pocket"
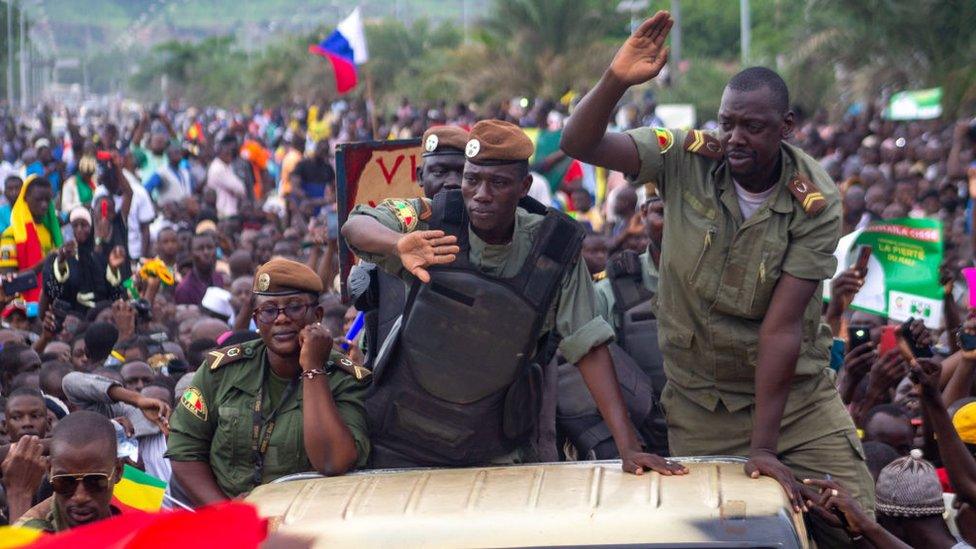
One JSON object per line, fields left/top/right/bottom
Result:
{"left": 747, "top": 231, "right": 789, "bottom": 318}
{"left": 214, "top": 404, "right": 251, "bottom": 487}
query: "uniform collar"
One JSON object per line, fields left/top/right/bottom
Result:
{"left": 227, "top": 345, "right": 304, "bottom": 407}
{"left": 713, "top": 144, "right": 796, "bottom": 215}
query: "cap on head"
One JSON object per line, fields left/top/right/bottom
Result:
{"left": 421, "top": 126, "right": 469, "bottom": 157}
{"left": 952, "top": 401, "right": 976, "bottom": 444}
{"left": 875, "top": 448, "right": 944, "bottom": 517}
{"left": 252, "top": 257, "right": 323, "bottom": 296}
{"left": 464, "top": 120, "right": 534, "bottom": 165}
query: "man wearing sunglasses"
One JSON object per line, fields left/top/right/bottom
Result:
{"left": 166, "top": 258, "right": 370, "bottom": 506}
{"left": 16, "top": 411, "right": 122, "bottom": 532}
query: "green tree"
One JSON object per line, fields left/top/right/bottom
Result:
{"left": 791, "top": 0, "right": 976, "bottom": 116}
{"left": 460, "top": 0, "right": 627, "bottom": 102}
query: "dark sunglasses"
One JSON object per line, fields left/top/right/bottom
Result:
{"left": 50, "top": 472, "right": 111, "bottom": 496}
{"left": 253, "top": 301, "right": 315, "bottom": 324}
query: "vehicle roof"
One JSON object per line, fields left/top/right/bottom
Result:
{"left": 247, "top": 458, "right": 808, "bottom": 548}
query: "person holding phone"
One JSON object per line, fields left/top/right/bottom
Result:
{"left": 0, "top": 175, "right": 63, "bottom": 309}
{"left": 43, "top": 207, "right": 127, "bottom": 316}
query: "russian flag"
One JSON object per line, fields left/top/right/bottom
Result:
{"left": 309, "top": 7, "right": 369, "bottom": 94}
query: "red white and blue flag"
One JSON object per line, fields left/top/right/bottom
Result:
{"left": 308, "top": 7, "right": 369, "bottom": 94}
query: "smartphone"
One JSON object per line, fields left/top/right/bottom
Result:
{"left": 899, "top": 318, "right": 933, "bottom": 358}
{"left": 880, "top": 325, "right": 898, "bottom": 355}
{"left": 958, "top": 328, "right": 976, "bottom": 352}
{"left": 52, "top": 298, "right": 72, "bottom": 333}
{"left": 854, "top": 245, "right": 872, "bottom": 274}
{"left": 2, "top": 272, "right": 37, "bottom": 295}
{"left": 326, "top": 209, "right": 339, "bottom": 238}
{"left": 848, "top": 325, "right": 871, "bottom": 349}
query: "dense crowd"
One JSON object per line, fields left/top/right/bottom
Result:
{"left": 0, "top": 57, "right": 974, "bottom": 546}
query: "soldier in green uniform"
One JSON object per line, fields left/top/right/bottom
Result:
{"left": 342, "top": 119, "right": 685, "bottom": 475}
{"left": 561, "top": 11, "right": 872, "bottom": 546}
{"left": 594, "top": 193, "right": 663, "bottom": 325}
{"left": 351, "top": 125, "right": 471, "bottom": 370}
{"left": 166, "top": 258, "right": 371, "bottom": 506}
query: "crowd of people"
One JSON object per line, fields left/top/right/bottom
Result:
{"left": 0, "top": 12, "right": 973, "bottom": 547}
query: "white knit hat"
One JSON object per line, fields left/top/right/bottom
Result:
{"left": 875, "top": 449, "right": 945, "bottom": 517}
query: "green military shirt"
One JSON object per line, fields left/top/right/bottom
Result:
{"left": 594, "top": 251, "right": 659, "bottom": 330}
{"left": 626, "top": 127, "right": 844, "bottom": 430}
{"left": 348, "top": 200, "right": 614, "bottom": 364}
{"left": 165, "top": 339, "right": 371, "bottom": 498}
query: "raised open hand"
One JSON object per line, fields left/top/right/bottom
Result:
{"left": 608, "top": 10, "right": 673, "bottom": 87}
{"left": 395, "top": 230, "right": 460, "bottom": 284}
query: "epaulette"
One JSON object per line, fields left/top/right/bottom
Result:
{"left": 329, "top": 352, "right": 372, "bottom": 383}
{"left": 787, "top": 172, "right": 827, "bottom": 216}
{"left": 207, "top": 341, "right": 258, "bottom": 371}
{"left": 592, "top": 270, "right": 607, "bottom": 282}
{"left": 683, "top": 129, "right": 723, "bottom": 160}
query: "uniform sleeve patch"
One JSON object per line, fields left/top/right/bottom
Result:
{"left": 180, "top": 386, "right": 208, "bottom": 421}
{"left": 654, "top": 128, "right": 674, "bottom": 154}
{"left": 380, "top": 199, "right": 420, "bottom": 232}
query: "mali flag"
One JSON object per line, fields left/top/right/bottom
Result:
{"left": 6, "top": 174, "right": 62, "bottom": 302}
{"left": 0, "top": 525, "right": 45, "bottom": 548}
{"left": 112, "top": 465, "right": 167, "bottom": 513}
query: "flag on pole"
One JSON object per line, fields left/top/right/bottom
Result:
{"left": 112, "top": 464, "right": 167, "bottom": 513}
{"left": 309, "top": 7, "right": 369, "bottom": 94}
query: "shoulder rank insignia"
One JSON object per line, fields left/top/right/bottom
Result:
{"left": 207, "top": 343, "right": 256, "bottom": 371}
{"left": 330, "top": 354, "right": 372, "bottom": 383}
{"left": 787, "top": 173, "right": 827, "bottom": 216}
{"left": 180, "top": 386, "right": 208, "bottom": 421}
{"left": 683, "top": 130, "right": 723, "bottom": 160}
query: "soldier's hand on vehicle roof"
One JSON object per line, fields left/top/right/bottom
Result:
{"left": 608, "top": 10, "right": 673, "bottom": 87}
{"left": 620, "top": 449, "right": 687, "bottom": 476}
{"left": 394, "top": 230, "right": 460, "bottom": 284}
{"left": 745, "top": 449, "right": 805, "bottom": 513}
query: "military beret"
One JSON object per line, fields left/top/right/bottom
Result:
{"left": 253, "top": 257, "right": 324, "bottom": 296}
{"left": 465, "top": 119, "right": 534, "bottom": 165}
{"left": 422, "top": 125, "right": 469, "bottom": 156}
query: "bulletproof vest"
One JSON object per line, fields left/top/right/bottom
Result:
{"left": 352, "top": 262, "right": 407, "bottom": 370}
{"left": 354, "top": 196, "right": 547, "bottom": 370}
{"left": 367, "top": 189, "right": 584, "bottom": 467}
{"left": 608, "top": 250, "right": 666, "bottom": 398}
{"left": 556, "top": 343, "right": 666, "bottom": 458}
{"left": 555, "top": 251, "right": 669, "bottom": 459}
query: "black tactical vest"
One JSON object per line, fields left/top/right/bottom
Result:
{"left": 352, "top": 263, "right": 407, "bottom": 370}
{"left": 608, "top": 250, "right": 666, "bottom": 398}
{"left": 366, "top": 190, "right": 584, "bottom": 467}
{"left": 556, "top": 250, "right": 669, "bottom": 458}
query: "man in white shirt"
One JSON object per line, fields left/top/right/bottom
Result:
{"left": 206, "top": 136, "right": 247, "bottom": 219}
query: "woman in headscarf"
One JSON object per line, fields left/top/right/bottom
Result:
{"left": 44, "top": 206, "right": 126, "bottom": 316}
{"left": 0, "top": 175, "right": 62, "bottom": 305}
